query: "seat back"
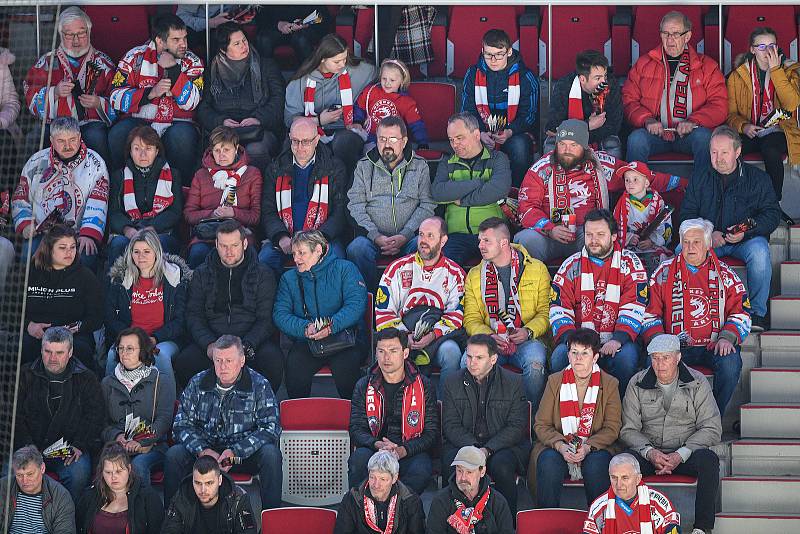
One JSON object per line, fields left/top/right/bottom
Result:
{"left": 280, "top": 398, "right": 351, "bottom": 431}
{"left": 446, "top": 6, "right": 520, "bottom": 78}
{"left": 84, "top": 6, "right": 152, "bottom": 63}
{"left": 261, "top": 507, "right": 337, "bottom": 534}
{"left": 407, "top": 82, "right": 457, "bottom": 144}
{"left": 724, "top": 5, "right": 799, "bottom": 73}
{"left": 516, "top": 508, "right": 587, "bottom": 533}
{"left": 540, "top": 7, "right": 612, "bottom": 79}
{"left": 632, "top": 6, "right": 704, "bottom": 65}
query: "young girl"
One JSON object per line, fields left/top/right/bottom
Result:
{"left": 353, "top": 58, "right": 429, "bottom": 150}
{"left": 612, "top": 161, "right": 673, "bottom": 274}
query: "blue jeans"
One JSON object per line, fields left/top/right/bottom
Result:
{"left": 433, "top": 339, "right": 463, "bottom": 399}
{"left": 498, "top": 133, "right": 532, "bottom": 187}
{"left": 258, "top": 239, "right": 345, "bottom": 278}
{"left": 45, "top": 453, "right": 91, "bottom": 502}
{"left": 714, "top": 236, "right": 771, "bottom": 317}
{"left": 680, "top": 345, "right": 743, "bottom": 417}
{"left": 187, "top": 242, "right": 214, "bottom": 269}
{"left": 107, "top": 233, "right": 181, "bottom": 269}
{"left": 442, "top": 233, "right": 479, "bottom": 266}
{"left": 462, "top": 339, "right": 548, "bottom": 415}
{"left": 626, "top": 126, "right": 712, "bottom": 173}
{"left": 348, "top": 446, "right": 431, "bottom": 495}
{"left": 131, "top": 448, "right": 165, "bottom": 489}
{"left": 19, "top": 234, "right": 98, "bottom": 271}
{"left": 165, "top": 442, "right": 283, "bottom": 510}
{"left": 346, "top": 235, "right": 418, "bottom": 291}
{"left": 551, "top": 340, "right": 641, "bottom": 398}
{"left": 536, "top": 448, "right": 612, "bottom": 508}
{"left": 514, "top": 227, "right": 585, "bottom": 264}
{"left": 105, "top": 341, "right": 178, "bottom": 380}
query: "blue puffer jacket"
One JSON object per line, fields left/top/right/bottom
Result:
{"left": 273, "top": 250, "right": 367, "bottom": 341}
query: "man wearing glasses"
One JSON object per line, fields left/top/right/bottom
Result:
{"left": 461, "top": 29, "right": 539, "bottom": 187}
{"left": 259, "top": 117, "right": 349, "bottom": 276}
{"left": 24, "top": 6, "right": 117, "bottom": 164}
{"left": 623, "top": 11, "right": 727, "bottom": 173}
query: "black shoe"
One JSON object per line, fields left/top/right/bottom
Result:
{"left": 751, "top": 315, "right": 768, "bottom": 332}
{"left": 781, "top": 209, "right": 795, "bottom": 225}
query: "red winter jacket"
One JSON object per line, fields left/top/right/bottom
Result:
{"left": 622, "top": 45, "right": 727, "bottom": 129}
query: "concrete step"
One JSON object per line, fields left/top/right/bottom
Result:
{"left": 760, "top": 331, "right": 800, "bottom": 366}
{"left": 780, "top": 262, "right": 800, "bottom": 295}
{"left": 772, "top": 224, "right": 789, "bottom": 243}
{"left": 732, "top": 440, "right": 800, "bottom": 476}
{"left": 722, "top": 351, "right": 759, "bottom": 433}
{"left": 721, "top": 476, "right": 800, "bottom": 513}
{"left": 714, "top": 513, "right": 800, "bottom": 534}
{"left": 751, "top": 368, "right": 800, "bottom": 403}
{"left": 770, "top": 296, "right": 800, "bottom": 330}
{"left": 790, "top": 225, "right": 800, "bottom": 260}
{"left": 740, "top": 403, "right": 800, "bottom": 438}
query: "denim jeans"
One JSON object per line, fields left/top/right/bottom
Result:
{"left": 442, "top": 233, "right": 479, "bottom": 266}
{"left": 346, "top": 235, "right": 418, "bottom": 291}
{"left": 551, "top": 340, "right": 641, "bottom": 398}
{"left": 714, "top": 236, "right": 771, "bottom": 317}
{"left": 462, "top": 339, "right": 548, "bottom": 415}
{"left": 497, "top": 133, "right": 532, "bottom": 188}
{"left": 536, "top": 448, "right": 612, "bottom": 508}
{"left": 258, "top": 239, "right": 345, "bottom": 278}
{"left": 433, "top": 339, "right": 463, "bottom": 399}
{"left": 514, "top": 227, "right": 585, "bottom": 264}
{"left": 45, "top": 453, "right": 92, "bottom": 502}
{"left": 348, "top": 446, "right": 432, "bottom": 495}
{"left": 131, "top": 448, "right": 165, "bottom": 489}
{"left": 165, "top": 442, "right": 283, "bottom": 510}
{"left": 107, "top": 233, "right": 181, "bottom": 269}
{"left": 680, "top": 345, "right": 743, "bottom": 417}
{"left": 187, "top": 242, "right": 214, "bottom": 269}
{"left": 625, "top": 126, "right": 712, "bottom": 173}
{"left": 105, "top": 341, "right": 178, "bottom": 381}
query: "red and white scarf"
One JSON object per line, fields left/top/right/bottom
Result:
{"left": 139, "top": 40, "right": 177, "bottom": 125}
{"left": 275, "top": 173, "right": 330, "bottom": 234}
{"left": 567, "top": 75, "right": 585, "bottom": 120}
{"left": 474, "top": 67, "right": 520, "bottom": 125}
{"left": 363, "top": 486, "right": 398, "bottom": 534}
{"left": 122, "top": 162, "right": 174, "bottom": 220}
{"left": 613, "top": 191, "right": 665, "bottom": 248}
{"left": 53, "top": 46, "right": 101, "bottom": 118}
{"left": 603, "top": 484, "right": 654, "bottom": 534}
{"left": 304, "top": 70, "right": 353, "bottom": 135}
{"left": 366, "top": 371, "right": 426, "bottom": 442}
{"left": 548, "top": 157, "right": 608, "bottom": 219}
{"left": 210, "top": 166, "right": 247, "bottom": 207}
{"left": 579, "top": 245, "right": 623, "bottom": 336}
{"left": 480, "top": 247, "right": 523, "bottom": 330}
{"left": 447, "top": 486, "right": 491, "bottom": 534}
{"left": 560, "top": 363, "right": 601, "bottom": 439}
{"left": 660, "top": 47, "right": 693, "bottom": 129}
{"left": 749, "top": 58, "right": 776, "bottom": 125}
{"left": 666, "top": 252, "right": 724, "bottom": 346}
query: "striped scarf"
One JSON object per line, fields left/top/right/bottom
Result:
{"left": 603, "top": 484, "right": 654, "bottom": 534}
{"left": 304, "top": 70, "right": 353, "bottom": 135}
{"left": 480, "top": 247, "right": 523, "bottom": 330}
{"left": 474, "top": 67, "right": 520, "bottom": 126}
{"left": 122, "top": 162, "right": 174, "bottom": 220}
{"left": 613, "top": 191, "right": 664, "bottom": 248}
{"left": 275, "top": 173, "right": 329, "bottom": 234}
{"left": 53, "top": 46, "right": 102, "bottom": 119}
{"left": 560, "top": 362, "right": 601, "bottom": 479}
{"left": 579, "top": 245, "right": 623, "bottom": 338}
{"left": 210, "top": 166, "right": 247, "bottom": 207}
{"left": 567, "top": 75, "right": 585, "bottom": 119}
{"left": 366, "top": 371, "right": 426, "bottom": 442}
{"left": 447, "top": 486, "right": 491, "bottom": 534}
{"left": 749, "top": 58, "right": 776, "bottom": 125}
{"left": 139, "top": 40, "right": 176, "bottom": 125}
{"left": 660, "top": 47, "right": 692, "bottom": 129}
{"left": 666, "top": 252, "right": 724, "bottom": 346}
{"left": 363, "top": 485, "right": 398, "bottom": 534}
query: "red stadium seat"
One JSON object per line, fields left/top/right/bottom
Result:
{"left": 280, "top": 398, "right": 351, "bottom": 431}
{"left": 84, "top": 6, "right": 152, "bottom": 63}
{"left": 517, "top": 508, "right": 587, "bottom": 534}
{"left": 420, "top": 8, "right": 449, "bottom": 78}
{"left": 407, "top": 82, "right": 457, "bottom": 160}
{"left": 724, "top": 5, "right": 799, "bottom": 73}
{"left": 261, "top": 507, "right": 337, "bottom": 534}
{"left": 540, "top": 7, "right": 612, "bottom": 79}
{"left": 632, "top": 6, "right": 705, "bottom": 66}
{"left": 354, "top": 7, "right": 375, "bottom": 59}
{"left": 446, "top": 6, "right": 520, "bottom": 78}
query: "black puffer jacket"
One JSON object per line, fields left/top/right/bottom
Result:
{"left": 161, "top": 473, "right": 257, "bottom": 534}
{"left": 76, "top": 476, "right": 164, "bottom": 534}
{"left": 334, "top": 480, "right": 425, "bottom": 534}
{"left": 426, "top": 475, "right": 514, "bottom": 534}
{"left": 545, "top": 70, "right": 623, "bottom": 143}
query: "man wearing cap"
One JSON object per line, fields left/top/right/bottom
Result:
{"left": 642, "top": 218, "right": 750, "bottom": 417}
{"left": 549, "top": 208, "right": 649, "bottom": 397}
{"left": 426, "top": 445, "right": 514, "bottom": 534}
{"left": 515, "top": 118, "right": 684, "bottom": 263}
{"left": 620, "top": 334, "right": 722, "bottom": 534}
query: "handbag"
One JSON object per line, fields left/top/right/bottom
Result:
{"left": 297, "top": 275, "right": 356, "bottom": 358}
{"left": 234, "top": 125, "right": 264, "bottom": 144}
{"left": 193, "top": 217, "right": 229, "bottom": 240}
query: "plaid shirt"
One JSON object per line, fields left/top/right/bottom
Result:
{"left": 173, "top": 367, "right": 280, "bottom": 459}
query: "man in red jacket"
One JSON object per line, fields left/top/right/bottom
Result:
{"left": 622, "top": 11, "right": 727, "bottom": 173}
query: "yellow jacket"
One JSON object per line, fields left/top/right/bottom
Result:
{"left": 463, "top": 244, "right": 551, "bottom": 339}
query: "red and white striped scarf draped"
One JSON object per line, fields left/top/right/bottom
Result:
{"left": 446, "top": 486, "right": 491, "bottom": 534}
{"left": 613, "top": 191, "right": 664, "bottom": 248}
{"left": 304, "top": 70, "right": 353, "bottom": 135}
{"left": 749, "top": 58, "right": 776, "bottom": 125}
{"left": 666, "top": 251, "right": 724, "bottom": 346}
{"left": 568, "top": 75, "right": 585, "bottom": 120}
{"left": 474, "top": 68, "right": 520, "bottom": 125}
{"left": 210, "top": 166, "right": 247, "bottom": 207}
{"left": 363, "top": 487, "right": 398, "bottom": 534}
{"left": 559, "top": 363, "right": 601, "bottom": 440}
{"left": 53, "top": 46, "right": 99, "bottom": 118}
{"left": 275, "top": 173, "right": 329, "bottom": 235}
{"left": 122, "top": 162, "right": 174, "bottom": 220}
{"left": 579, "top": 245, "right": 623, "bottom": 335}
{"left": 139, "top": 40, "right": 176, "bottom": 124}
{"left": 603, "top": 484, "right": 655, "bottom": 534}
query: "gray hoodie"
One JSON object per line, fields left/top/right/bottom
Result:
{"left": 284, "top": 62, "right": 376, "bottom": 129}
{"left": 348, "top": 146, "right": 435, "bottom": 241}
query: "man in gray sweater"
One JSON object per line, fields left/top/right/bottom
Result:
{"left": 347, "top": 116, "right": 435, "bottom": 291}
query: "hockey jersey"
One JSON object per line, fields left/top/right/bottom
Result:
{"left": 584, "top": 486, "right": 681, "bottom": 534}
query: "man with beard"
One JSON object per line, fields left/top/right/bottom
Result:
{"left": 375, "top": 217, "right": 466, "bottom": 393}
{"left": 109, "top": 13, "right": 203, "bottom": 183}
{"left": 549, "top": 209, "right": 649, "bottom": 397}
{"left": 24, "top": 6, "right": 116, "bottom": 164}
{"left": 431, "top": 112, "right": 512, "bottom": 265}
{"left": 515, "top": 118, "right": 685, "bottom": 263}
{"left": 348, "top": 116, "right": 435, "bottom": 291}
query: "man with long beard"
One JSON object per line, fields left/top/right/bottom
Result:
{"left": 515, "top": 119, "right": 685, "bottom": 263}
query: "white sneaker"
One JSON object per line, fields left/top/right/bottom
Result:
{"left": 692, "top": 529, "right": 707, "bottom": 534}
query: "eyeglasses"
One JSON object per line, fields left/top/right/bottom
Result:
{"left": 378, "top": 136, "right": 404, "bottom": 144}
{"left": 482, "top": 50, "right": 508, "bottom": 61}
{"left": 752, "top": 43, "right": 777, "bottom": 51}
{"left": 117, "top": 346, "right": 140, "bottom": 354}
{"left": 62, "top": 30, "right": 89, "bottom": 41}
{"left": 659, "top": 30, "right": 690, "bottom": 40}
{"left": 289, "top": 136, "right": 317, "bottom": 147}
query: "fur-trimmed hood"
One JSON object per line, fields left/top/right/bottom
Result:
{"left": 0, "top": 48, "right": 15, "bottom": 66}
{"left": 109, "top": 253, "right": 192, "bottom": 290}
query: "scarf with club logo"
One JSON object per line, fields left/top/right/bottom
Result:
{"left": 613, "top": 191, "right": 665, "bottom": 249}
{"left": 560, "top": 362, "right": 601, "bottom": 479}
{"left": 548, "top": 156, "right": 609, "bottom": 219}
{"left": 275, "top": 173, "right": 329, "bottom": 234}
{"left": 447, "top": 486, "right": 491, "bottom": 534}
{"left": 579, "top": 245, "right": 623, "bottom": 335}
{"left": 603, "top": 484, "right": 655, "bottom": 534}
{"left": 665, "top": 251, "right": 724, "bottom": 346}
{"left": 366, "top": 365, "right": 426, "bottom": 442}
{"left": 122, "top": 161, "right": 174, "bottom": 220}
{"left": 749, "top": 58, "right": 776, "bottom": 126}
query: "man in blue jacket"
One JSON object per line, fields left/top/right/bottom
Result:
{"left": 461, "top": 29, "right": 539, "bottom": 187}
{"left": 681, "top": 125, "right": 780, "bottom": 331}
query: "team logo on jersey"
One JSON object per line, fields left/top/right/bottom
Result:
{"left": 401, "top": 270, "right": 413, "bottom": 288}
{"left": 376, "top": 286, "right": 390, "bottom": 309}
{"left": 406, "top": 410, "right": 420, "bottom": 427}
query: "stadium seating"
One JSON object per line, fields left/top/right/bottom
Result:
{"left": 446, "top": 6, "right": 521, "bottom": 78}
{"left": 723, "top": 5, "right": 799, "bottom": 73}
{"left": 261, "top": 507, "right": 337, "bottom": 534}
{"left": 83, "top": 5, "right": 154, "bottom": 63}
{"left": 631, "top": 6, "right": 705, "bottom": 67}
{"left": 407, "top": 81, "right": 457, "bottom": 160}
{"left": 539, "top": 7, "right": 613, "bottom": 79}
{"left": 516, "top": 508, "right": 587, "bottom": 534}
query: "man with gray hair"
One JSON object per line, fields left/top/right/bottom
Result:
{"left": 583, "top": 452, "right": 681, "bottom": 534}
{"left": 643, "top": 218, "right": 750, "bottom": 416}
{"left": 0, "top": 445, "right": 76, "bottom": 534}
{"left": 430, "top": 112, "right": 512, "bottom": 265}
{"left": 623, "top": 10, "right": 727, "bottom": 172}
{"left": 619, "top": 335, "right": 722, "bottom": 534}
{"left": 680, "top": 124, "right": 780, "bottom": 331}
{"left": 23, "top": 6, "right": 117, "bottom": 163}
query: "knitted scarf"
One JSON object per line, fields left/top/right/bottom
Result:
{"left": 474, "top": 67, "right": 520, "bottom": 125}
{"left": 210, "top": 165, "right": 247, "bottom": 207}
{"left": 560, "top": 362, "right": 601, "bottom": 480}
{"left": 304, "top": 69, "right": 353, "bottom": 134}
{"left": 613, "top": 191, "right": 664, "bottom": 248}
{"left": 749, "top": 58, "right": 776, "bottom": 126}
{"left": 363, "top": 485, "right": 398, "bottom": 534}
{"left": 548, "top": 157, "right": 608, "bottom": 219}
{"left": 114, "top": 362, "right": 152, "bottom": 392}
{"left": 480, "top": 247, "right": 523, "bottom": 330}
{"left": 366, "top": 371, "right": 426, "bottom": 442}
{"left": 579, "top": 245, "right": 623, "bottom": 336}
{"left": 139, "top": 40, "right": 177, "bottom": 124}
{"left": 53, "top": 46, "right": 102, "bottom": 118}
{"left": 122, "top": 161, "right": 174, "bottom": 220}
{"left": 665, "top": 252, "right": 724, "bottom": 346}
{"left": 660, "top": 47, "right": 692, "bottom": 128}
{"left": 446, "top": 486, "right": 491, "bottom": 534}
{"left": 275, "top": 172, "right": 329, "bottom": 234}
{"left": 603, "top": 484, "right": 654, "bottom": 534}
{"left": 567, "top": 75, "right": 585, "bottom": 119}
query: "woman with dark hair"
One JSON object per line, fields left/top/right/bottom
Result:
{"left": 197, "top": 22, "right": 286, "bottom": 171}
{"left": 727, "top": 26, "right": 800, "bottom": 224}
{"left": 284, "top": 33, "right": 376, "bottom": 177}
{"left": 22, "top": 224, "right": 102, "bottom": 373}
{"left": 100, "top": 327, "right": 176, "bottom": 490}
{"left": 106, "top": 125, "right": 183, "bottom": 267}
{"left": 75, "top": 442, "right": 164, "bottom": 533}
